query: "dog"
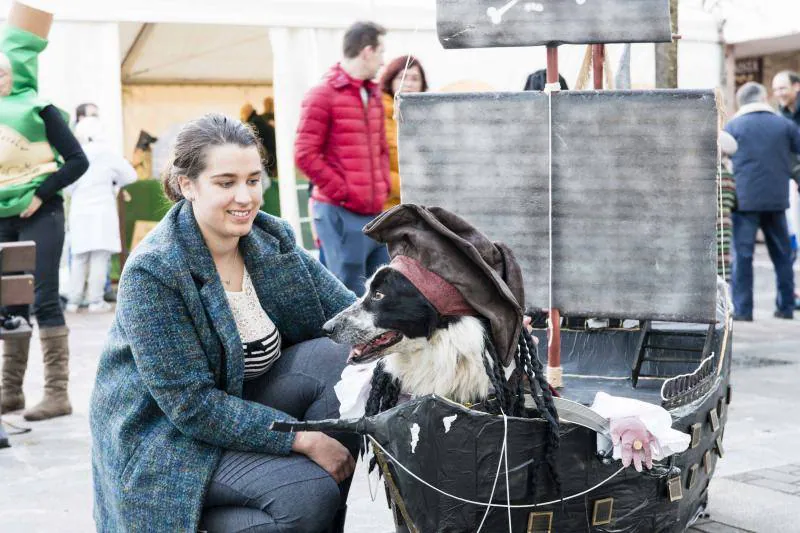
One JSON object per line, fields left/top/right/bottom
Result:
{"left": 323, "top": 266, "right": 509, "bottom": 406}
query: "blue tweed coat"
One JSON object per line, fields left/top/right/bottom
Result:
{"left": 90, "top": 201, "right": 355, "bottom": 532}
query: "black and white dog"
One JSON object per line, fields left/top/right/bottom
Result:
{"left": 323, "top": 266, "right": 521, "bottom": 408}
{"left": 323, "top": 262, "right": 562, "bottom": 490}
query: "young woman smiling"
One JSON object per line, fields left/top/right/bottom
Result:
{"left": 90, "top": 114, "right": 358, "bottom": 533}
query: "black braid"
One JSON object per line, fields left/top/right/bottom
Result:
{"left": 365, "top": 361, "right": 401, "bottom": 473}
{"left": 511, "top": 347, "right": 526, "bottom": 417}
{"left": 482, "top": 331, "right": 518, "bottom": 415}
{"left": 365, "top": 361, "right": 401, "bottom": 417}
{"left": 521, "top": 329, "right": 559, "bottom": 426}
{"left": 519, "top": 329, "right": 561, "bottom": 495}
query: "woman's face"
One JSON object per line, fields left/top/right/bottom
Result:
{"left": 180, "top": 144, "right": 264, "bottom": 243}
{"left": 391, "top": 64, "right": 424, "bottom": 95}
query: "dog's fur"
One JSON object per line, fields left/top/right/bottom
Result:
{"left": 323, "top": 267, "right": 502, "bottom": 405}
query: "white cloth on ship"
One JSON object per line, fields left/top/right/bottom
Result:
{"left": 591, "top": 391, "right": 690, "bottom": 462}
{"left": 334, "top": 360, "right": 379, "bottom": 419}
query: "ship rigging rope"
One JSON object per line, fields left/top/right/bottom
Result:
{"left": 367, "top": 432, "right": 626, "bottom": 511}
{"left": 716, "top": 98, "right": 727, "bottom": 283}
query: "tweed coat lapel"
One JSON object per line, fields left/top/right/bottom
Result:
{"left": 177, "top": 204, "right": 244, "bottom": 395}
{"left": 240, "top": 225, "right": 310, "bottom": 345}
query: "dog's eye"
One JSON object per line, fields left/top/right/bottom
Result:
{"left": 372, "top": 291, "right": 385, "bottom": 301}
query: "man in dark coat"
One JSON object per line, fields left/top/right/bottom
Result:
{"left": 772, "top": 70, "right": 800, "bottom": 310}
{"left": 724, "top": 82, "right": 800, "bottom": 320}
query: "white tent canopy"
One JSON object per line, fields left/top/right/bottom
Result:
{"left": 2, "top": 0, "right": 738, "bottom": 239}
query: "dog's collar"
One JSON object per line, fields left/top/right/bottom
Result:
{"left": 390, "top": 255, "right": 477, "bottom": 317}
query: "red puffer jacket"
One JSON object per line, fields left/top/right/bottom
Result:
{"left": 295, "top": 64, "right": 391, "bottom": 216}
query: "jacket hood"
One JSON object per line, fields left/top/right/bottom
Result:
{"left": 326, "top": 63, "right": 378, "bottom": 93}
{"left": 733, "top": 102, "right": 777, "bottom": 119}
{"left": 0, "top": 24, "right": 47, "bottom": 96}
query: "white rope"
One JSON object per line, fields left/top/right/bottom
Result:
{"left": 502, "top": 413, "right": 512, "bottom": 531}
{"left": 367, "top": 435, "right": 626, "bottom": 509}
{"left": 394, "top": 53, "right": 415, "bottom": 107}
{"left": 717, "top": 138, "right": 727, "bottom": 282}
{"left": 546, "top": 88, "right": 554, "bottom": 316}
{"left": 475, "top": 412, "right": 510, "bottom": 532}
{"left": 364, "top": 435, "right": 379, "bottom": 502}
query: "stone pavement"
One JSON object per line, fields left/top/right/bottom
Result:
{"left": 0, "top": 243, "right": 798, "bottom": 532}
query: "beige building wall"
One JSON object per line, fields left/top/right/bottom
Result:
{"left": 763, "top": 51, "right": 800, "bottom": 92}
{"left": 121, "top": 84, "right": 274, "bottom": 162}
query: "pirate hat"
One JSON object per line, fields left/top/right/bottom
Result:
{"left": 363, "top": 204, "right": 524, "bottom": 366}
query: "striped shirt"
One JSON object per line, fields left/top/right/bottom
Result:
{"left": 225, "top": 268, "right": 282, "bottom": 380}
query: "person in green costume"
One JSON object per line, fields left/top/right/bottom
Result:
{"left": 0, "top": 2, "right": 88, "bottom": 423}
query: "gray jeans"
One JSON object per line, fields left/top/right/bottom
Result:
{"left": 201, "top": 337, "right": 358, "bottom": 533}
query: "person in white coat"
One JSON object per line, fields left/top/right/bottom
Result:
{"left": 66, "top": 117, "right": 137, "bottom": 313}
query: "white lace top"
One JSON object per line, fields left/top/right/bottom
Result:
{"left": 225, "top": 268, "right": 281, "bottom": 380}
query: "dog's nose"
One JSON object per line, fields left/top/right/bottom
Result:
{"left": 322, "top": 319, "right": 336, "bottom": 337}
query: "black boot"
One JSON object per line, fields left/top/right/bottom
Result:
{"left": 0, "top": 418, "right": 10, "bottom": 449}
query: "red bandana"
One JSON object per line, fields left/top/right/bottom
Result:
{"left": 390, "top": 255, "right": 477, "bottom": 317}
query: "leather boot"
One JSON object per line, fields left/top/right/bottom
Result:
{"left": 23, "top": 326, "right": 72, "bottom": 421}
{"left": 1, "top": 336, "right": 31, "bottom": 414}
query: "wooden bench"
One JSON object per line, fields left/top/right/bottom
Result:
{"left": 0, "top": 240, "right": 34, "bottom": 447}
{"left": 0, "top": 241, "right": 36, "bottom": 340}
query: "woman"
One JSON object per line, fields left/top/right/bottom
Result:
{"left": 90, "top": 114, "right": 358, "bottom": 532}
{"left": 0, "top": 4, "right": 89, "bottom": 422}
{"left": 379, "top": 55, "right": 428, "bottom": 210}
{"left": 66, "top": 116, "right": 137, "bottom": 313}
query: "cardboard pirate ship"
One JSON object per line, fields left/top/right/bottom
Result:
{"left": 276, "top": 1, "right": 731, "bottom": 531}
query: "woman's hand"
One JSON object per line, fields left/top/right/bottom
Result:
{"left": 292, "top": 431, "right": 355, "bottom": 483}
{"left": 20, "top": 195, "right": 43, "bottom": 219}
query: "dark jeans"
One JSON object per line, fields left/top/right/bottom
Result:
{"left": 314, "top": 203, "right": 389, "bottom": 296}
{"left": 202, "top": 338, "right": 359, "bottom": 533}
{"left": 0, "top": 198, "right": 66, "bottom": 327}
{"left": 732, "top": 210, "right": 795, "bottom": 317}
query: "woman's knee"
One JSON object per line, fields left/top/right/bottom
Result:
{"left": 274, "top": 475, "right": 340, "bottom": 533}
{"left": 284, "top": 337, "right": 349, "bottom": 383}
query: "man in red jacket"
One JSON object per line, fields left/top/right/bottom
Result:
{"left": 295, "top": 21, "right": 391, "bottom": 295}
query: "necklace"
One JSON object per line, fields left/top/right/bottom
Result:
{"left": 222, "top": 248, "right": 239, "bottom": 286}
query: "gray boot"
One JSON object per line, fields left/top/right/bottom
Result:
{"left": 1, "top": 336, "right": 30, "bottom": 414}
{"left": 23, "top": 326, "right": 72, "bottom": 422}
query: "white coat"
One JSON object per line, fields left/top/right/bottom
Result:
{"left": 67, "top": 142, "right": 137, "bottom": 255}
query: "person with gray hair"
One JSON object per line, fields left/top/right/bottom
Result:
{"left": 737, "top": 81, "right": 768, "bottom": 106}
{"left": 724, "top": 81, "right": 800, "bottom": 320}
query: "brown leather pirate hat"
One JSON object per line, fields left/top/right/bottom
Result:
{"left": 363, "top": 204, "right": 524, "bottom": 366}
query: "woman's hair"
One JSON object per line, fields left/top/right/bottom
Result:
{"left": 379, "top": 55, "right": 428, "bottom": 96}
{"left": 162, "top": 113, "right": 262, "bottom": 202}
{"left": 523, "top": 69, "right": 569, "bottom": 91}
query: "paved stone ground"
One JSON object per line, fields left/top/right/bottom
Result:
{"left": 0, "top": 243, "right": 798, "bottom": 532}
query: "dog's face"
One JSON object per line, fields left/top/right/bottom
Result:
{"left": 323, "top": 267, "right": 452, "bottom": 365}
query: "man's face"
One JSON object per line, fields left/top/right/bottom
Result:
{"left": 362, "top": 37, "right": 385, "bottom": 80}
{"left": 0, "top": 53, "right": 12, "bottom": 97}
{"left": 772, "top": 74, "right": 798, "bottom": 109}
